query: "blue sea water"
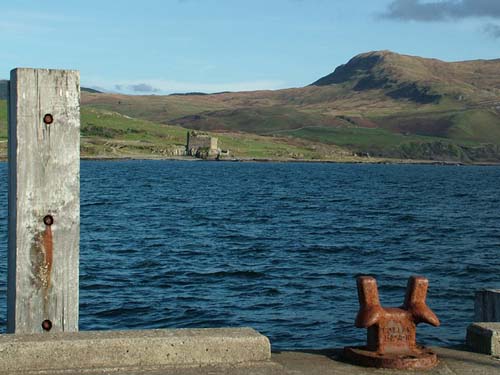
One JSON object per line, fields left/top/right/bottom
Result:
{"left": 0, "top": 160, "right": 499, "bottom": 349}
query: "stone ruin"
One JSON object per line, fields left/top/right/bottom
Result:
{"left": 186, "top": 131, "right": 220, "bottom": 159}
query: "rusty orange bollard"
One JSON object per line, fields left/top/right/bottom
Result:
{"left": 343, "top": 276, "right": 440, "bottom": 370}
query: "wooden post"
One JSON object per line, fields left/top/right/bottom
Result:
{"left": 475, "top": 289, "right": 500, "bottom": 322}
{"left": 8, "top": 68, "right": 80, "bottom": 333}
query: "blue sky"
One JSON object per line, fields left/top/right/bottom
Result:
{"left": 1, "top": 0, "right": 499, "bottom": 94}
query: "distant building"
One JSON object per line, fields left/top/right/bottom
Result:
{"left": 186, "top": 131, "right": 219, "bottom": 158}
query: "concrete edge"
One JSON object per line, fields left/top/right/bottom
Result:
{"left": 4, "top": 362, "right": 283, "bottom": 375}
{"left": 466, "top": 322, "right": 500, "bottom": 356}
{"left": 0, "top": 327, "right": 271, "bottom": 373}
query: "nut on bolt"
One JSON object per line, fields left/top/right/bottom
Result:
{"left": 41, "top": 319, "right": 52, "bottom": 331}
{"left": 43, "top": 114, "right": 53, "bottom": 125}
{"left": 43, "top": 215, "right": 54, "bottom": 226}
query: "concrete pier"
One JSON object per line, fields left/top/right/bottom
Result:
{"left": 0, "top": 327, "right": 270, "bottom": 374}
{"left": 0, "top": 346, "right": 497, "bottom": 375}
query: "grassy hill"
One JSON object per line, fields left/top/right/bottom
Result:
{"left": 79, "top": 106, "right": 350, "bottom": 160}
{"left": 2, "top": 51, "right": 500, "bottom": 162}
{"left": 0, "top": 99, "right": 352, "bottom": 161}
{"left": 80, "top": 50, "right": 500, "bottom": 162}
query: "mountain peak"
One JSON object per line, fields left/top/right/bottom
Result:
{"left": 310, "top": 50, "right": 450, "bottom": 104}
{"left": 355, "top": 50, "right": 396, "bottom": 58}
{"left": 310, "top": 50, "right": 455, "bottom": 89}
{"left": 311, "top": 50, "right": 394, "bottom": 87}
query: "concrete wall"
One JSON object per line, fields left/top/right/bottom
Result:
{"left": 0, "top": 328, "right": 271, "bottom": 373}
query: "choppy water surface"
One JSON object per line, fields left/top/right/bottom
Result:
{"left": 0, "top": 161, "right": 499, "bottom": 349}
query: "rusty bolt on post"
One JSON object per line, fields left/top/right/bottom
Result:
{"left": 343, "top": 276, "right": 440, "bottom": 370}
{"left": 43, "top": 114, "right": 54, "bottom": 125}
{"left": 41, "top": 319, "right": 52, "bottom": 331}
{"left": 43, "top": 215, "right": 54, "bottom": 226}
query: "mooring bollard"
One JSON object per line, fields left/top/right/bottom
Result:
{"left": 8, "top": 68, "right": 80, "bottom": 333}
{"left": 343, "top": 276, "right": 440, "bottom": 370}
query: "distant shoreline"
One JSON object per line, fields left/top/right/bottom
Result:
{"left": 1, "top": 155, "right": 500, "bottom": 166}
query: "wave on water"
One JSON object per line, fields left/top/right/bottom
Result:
{"left": 0, "top": 161, "right": 498, "bottom": 349}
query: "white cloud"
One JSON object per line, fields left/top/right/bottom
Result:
{"left": 85, "top": 78, "right": 288, "bottom": 95}
{"left": 0, "top": 9, "right": 75, "bottom": 34}
{"left": 382, "top": 0, "right": 500, "bottom": 21}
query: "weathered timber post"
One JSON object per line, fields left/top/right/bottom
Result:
{"left": 475, "top": 289, "right": 500, "bottom": 322}
{"left": 8, "top": 68, "right": 80, "bottom": 333}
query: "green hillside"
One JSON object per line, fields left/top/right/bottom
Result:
{"left": 3, "top": 50, "right": 500, "bottom": 162}
{"left": 80, "top": 50, "right": 500, "bottom": 162}
{"left": 0, "top": 100, "right": 353, "bottom": 161}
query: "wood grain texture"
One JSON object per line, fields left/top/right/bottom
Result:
{"left": 475, "top": 289, "right": 500, "bottom": 322}
{"left": 8, "top": 68, "right": 80, "bottom": 333}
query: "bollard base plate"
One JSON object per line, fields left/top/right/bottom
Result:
{"left": 343, "top": 345, "right": 438, "bottom": 370}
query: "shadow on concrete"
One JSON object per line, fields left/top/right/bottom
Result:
{"left": 273, "top": 346, "right": 500, "bottom": 372}
{"left": 272, "top": 348, "right": 345, "bottom": 362}
{"left": 434, "top": 346, "right": 500, "bottom": 370}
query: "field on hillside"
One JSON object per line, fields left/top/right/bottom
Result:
{"left": 0, "top": 100, "right": 354, "bottom": 161}
{"left": 3, "top": 50, "right": 500, "bottom": 162}
{"left": 78, "top": 51, "right": 500, "bottom": 162}
{"left": 80, "top": 108, "right": 358, "bottom": 160}
{"left": 80, "top": 92, "right": 500, "bottom": 162}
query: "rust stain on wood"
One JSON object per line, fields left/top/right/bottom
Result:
{"left": 30, "top": 219, "right": 54, "bottom": 316}
{"left": 42, "top": 225, "right": 53, "bottom": 281}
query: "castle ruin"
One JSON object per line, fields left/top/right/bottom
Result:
{"left": 186, "top": 131, "right": 219, "bottom": 158}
